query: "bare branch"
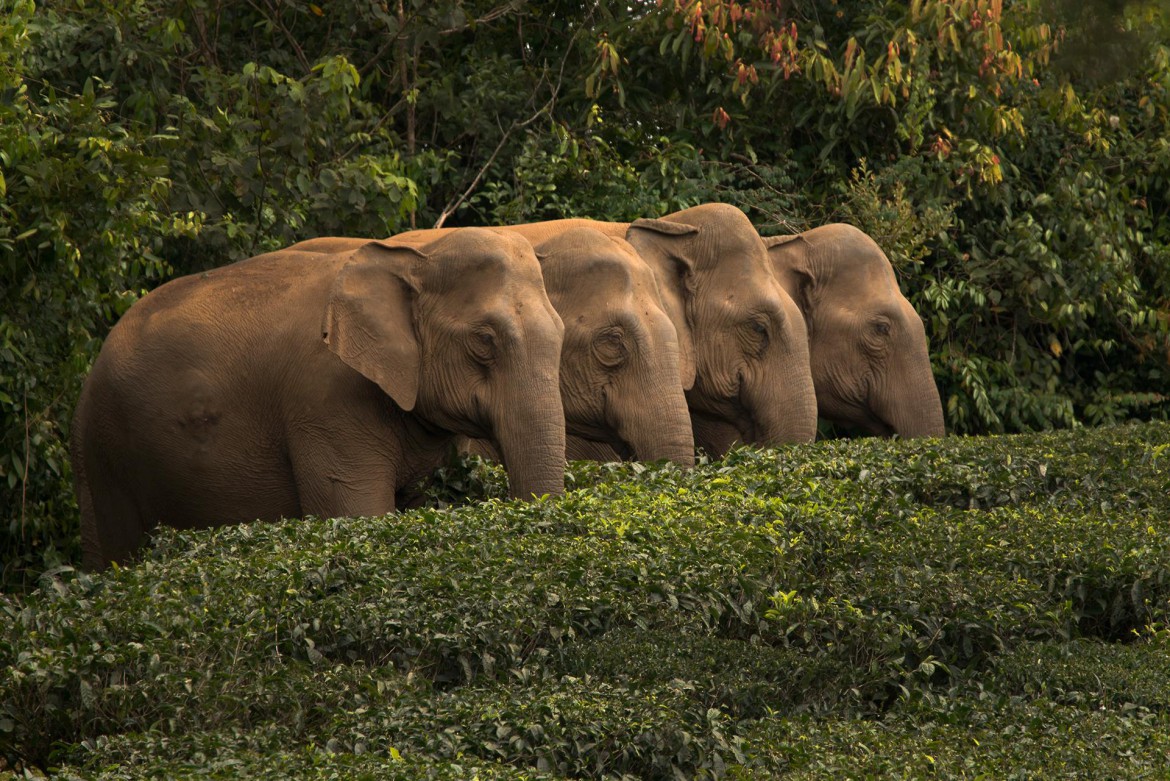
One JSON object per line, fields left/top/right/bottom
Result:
{"left": 253, "top": 0, "right": 312, "bottom": 75}
{"left": 20, "top": 390, "right": 29, "bottom": 539}
{"left": 432, "top": 32, "right": 577, "bottom": 228}
{"left": 432, "top": 103, "right": 543, "bottom": 229}
{"left": 360, "top": 3, "right": 517, "bottom": 79}
{"left": 338, "top": 96, "right": 407, "bottom": 160}
{"left": 437, "top": 2, "right": 518, "bottom": 35}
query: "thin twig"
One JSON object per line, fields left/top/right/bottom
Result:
{"left": 433, "top": 125, "right": 514, "bottom": 229}
{"left": 21, "top": 390, "right": 30, "bottom": 539}
{"left": 191, "top": 8, "right": 219, "bottom": 68}
{"left": 359, "top": 4, "right": 416, "bottom": 78}
{"left": 338, "top": 96, "right": 407, "bottom": 160}
{"left": 433, "top": 92, "right": 558, "bottom": 228}
{"left": 11, "top": 385, "right": 71, "bottom": 540}
{"left": 437, "top": 3, "right": 515, "bottom": 35}
{"left": 359, "top": 2, "right": 517, "bottom": 76}
{"left": 250, "top": 78, "right": 268, "bottom": 256}
{"left": 254, "top": 0, "right": 311, "bottom": 75}
{"left": 432, "top": 31, "right": 577, "bottom": 228}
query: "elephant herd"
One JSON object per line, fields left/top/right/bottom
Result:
{"left": 71, "top": 203, "right": 945, "bottom": 569}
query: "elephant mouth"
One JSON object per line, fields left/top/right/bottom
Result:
{"left": 611, "top": 439, "right": 635, "bottom": 461}
{"left": 861, "top": 416, "right": 896, "bottom": 437}
{"left": 563, "top": 423, "right": 631, "bottom": 460}
{"left": 820, "top": 390, "right": 895, "bottom": 438}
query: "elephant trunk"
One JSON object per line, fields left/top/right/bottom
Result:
{"left": 494, "top": 379, "right": 567, "bottom": 500}
{"left": 879, "top": 360, "right": 945, "bottom": 439}
{"left": 743, "top": 358, "right": 819, "bottom": 447}
{"left": 615, "top": 379, "right": 695, "bottom": 468}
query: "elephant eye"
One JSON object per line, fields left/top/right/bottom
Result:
{"left": 742, "top": 316, "right": 771, "bottom": 357}
{"left": 871, "top": 319, "right": 892, "bottom": 337}
{"left": 470, "top": 327, "right": 498, "bottom": 365}
{"left": 593, "top": 326, "right": 628, "bottom": 368}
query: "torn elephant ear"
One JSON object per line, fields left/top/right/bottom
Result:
{"left": 624, "top": 218, "right": 699, "bottom": 390}
{"left": 764, "top": 233, "right": 816, "bottom": 319}
{"left": 322, "top": 241, "right": 427, "bottom": 411}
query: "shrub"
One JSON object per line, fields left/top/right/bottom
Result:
{"left": 4, "top": 423, "right": 1170, "bottom": 776}
{"left": 0, "top": 2, "right": 197, "bottom": 592}
{"left": 740, "top": 697, "right": 1170, "bottom": 779}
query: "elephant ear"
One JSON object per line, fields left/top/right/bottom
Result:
{"left": 323, "top": 240, "right": 427, "bottom": 411}
{"left": 625, "top": 218, "right": 699, "bottom": 390}
{"left": 763, "top": 234, "right": 815, "bottom": 318}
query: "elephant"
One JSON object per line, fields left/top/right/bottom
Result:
{"left": 289, "top": 227, "right": 695, "bottom": 466}
{"left": 298, "top": 203, "right": 819, "bottom": 458}
{"left": 766, "top": 223, "right": 945, "bottom": 438}
{"left": 536, "top": 228, "right": 693, "bottom": 464}
{"left": 71, "top": 229, "right": 567, "bottom": 569}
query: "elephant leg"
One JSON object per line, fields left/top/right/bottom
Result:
{"left": 86, "top": 481, "right": 150, "bottom": 569}
{"left": 288, "top": 437, "right": 401, "bottom": 520}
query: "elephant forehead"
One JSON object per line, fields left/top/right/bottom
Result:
{"left": 422, "top": 250, "right": 545, "bottom": 294}
{"left": 701, "top": 264, "right": 788, "bottom": 310}
{"left": 543, "top": 251, "right": 639, "bottom": 297}
{"left": 809, "top": 229, "right": 901, "bottom": 287}
{"left": 670, "top": 203, "right": 765, "bottom": 260}
{"left": 533, "top": 225, "right": 617, "bottom": 254}
{"left": 692, "top": 235, "right": 774, "bottom": 281}
{"left": 823, "top": 258, "right": 902, "bottom": 301}
{"left": 425, "top": 228, "right": 541, "bottom": 270}
{"left": 667, "top": 202, "right": 754, "bottom": 232}
{"left": 552, "top": 269, "right": 673, "bottom": 335}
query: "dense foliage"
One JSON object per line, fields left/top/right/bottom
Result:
{"left": 2, "top": 1, "right": 1169, "bottom": 588}
{"left": 2, "top": 421, "right": 1169, "bottom": 777}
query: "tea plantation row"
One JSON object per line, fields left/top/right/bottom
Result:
{"left": 2, "top": 422, "right": 1169, "bottom": 778}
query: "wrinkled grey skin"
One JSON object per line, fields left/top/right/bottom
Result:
{"left": 72, "top": 229, "right": 566, "bottom": 569}
{"left": 300, "top": 203, "right": 820, "bottom": 459}
{"left": 528, "top": 228, "right": 694, "bottom": 465}
{"left": 290, "top": 227, "right": 695, "bottom": 467}
{"left": 767, "top": 223, "right": 945, "bottom": 438}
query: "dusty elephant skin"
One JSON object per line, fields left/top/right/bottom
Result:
{"left": 765, "top": 223, "right": 946, "bottom": 438}
{"left": 310, "top": 203, "right": 820, "bottom": 459}
{"left": 290, "top": 228, "right": 695, "bottom": 467}
{"left": 526, "top": 227, "right": 694, "bottom": 465}
{"left": 71, "top": 229, "right": 566, "bottom": 570}
{"left": 618, "top": 204, "right": 817, "bottom": 457}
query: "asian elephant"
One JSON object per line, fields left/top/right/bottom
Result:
{"left": 71, "top": 229, "right": 567, "bottom": 569}
{"left": 290, "top": 227, "right": 695, "bottom": 466}
{"left": 765, "top": 223, "right": 945, "bottom": 438}
{"left": 514, "top": 227, "right": 695, "bottom": 464}
{"left": 311, "top": 203, "right": 818, "bottom": 458}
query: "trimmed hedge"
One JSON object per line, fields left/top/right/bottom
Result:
{"left": 741, "top": 698, "right": 1170, "bottom": 779}
{"left": 2, "top": 422, "right": 1169, "bottom": 776}
{"left": 990, "top": 636, "right": 1170, "bottom": 712}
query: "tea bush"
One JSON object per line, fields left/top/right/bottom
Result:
{"left": 740, "top": 697, "right": 1170, "bottom": 779}
{"left": 3, "top": 422, "right": 1169, "bottom": 777}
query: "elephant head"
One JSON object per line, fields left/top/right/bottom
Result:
{"left": 534, "top": 227, "right": 694, "bottom": 467}
{"left": 624, "top": 203, "right": 818, "bottom": 454}
{"left": 324, "top": 229, "right": 568, "bottom": 498}
{"left": 765, "top": 223, "right": 944, "bottom": 438}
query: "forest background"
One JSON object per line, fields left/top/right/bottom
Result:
{"left": 2, "top": 0, "right": 1169, "bottom": 590}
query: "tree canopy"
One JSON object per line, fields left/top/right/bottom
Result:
{"left": 2, "top": 0, "right": 1169, "bottom": 588}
